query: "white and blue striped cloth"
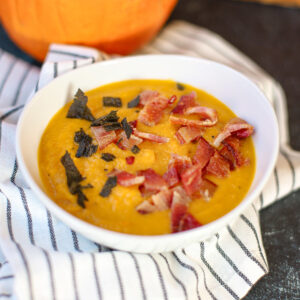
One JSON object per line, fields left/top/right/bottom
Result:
{"left": 0, "top": 21, "right": 299, "bottom": 300}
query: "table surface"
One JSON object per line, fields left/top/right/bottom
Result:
{"left": 0, "top": 0, "right": 299, "bottom": 299}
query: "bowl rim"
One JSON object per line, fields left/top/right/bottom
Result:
{"left": 16, "top": 54, "right": 280, "bottom": 248}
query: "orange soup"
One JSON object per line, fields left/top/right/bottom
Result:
{"left": 38, "top": 79, "right": 255, "bottom": 235}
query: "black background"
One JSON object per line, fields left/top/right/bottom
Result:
{"left": 0, "top": 0, "right": 299, "bottom": 298}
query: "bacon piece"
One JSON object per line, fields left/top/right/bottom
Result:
{"left": 213, "top": 118, "right": 254, "bottom": 147}
{"left": 115, "top": 131, "right": 143, "bottom": 150}
{"left": 136, "top": 200, "right": 156, "bottom": 214}
{"left": 169, "top": 116, "right": 216, "bottom": 128}
{"left": 197, "top": 179, "right": 217, "bottom": 202}
{"left": 151, "top": 188, "right": 173, "bottom": 211}
{"left": 126, "top": 156, "right": 135, "bottom": 165}
{"left": 109, "top": 170, "right": 145, "bottom": 187}
{"left": 193, "top": 137, "right": 215, "bottom": 168}
{"left": 91, "top": 126, "right": 117, "bottom": 150}
{"left": 171, "top": 186, "right": 191, "bottom": 233}
{"left": 180, "top": 213, "right": 202, "bottom": 232}
{"left": 186, "top": 106, "right": 218, "bottom": 126}
{"left": 181, "top": 163, "right": 203, "bottom": 195}
{"left": 172, "top": 91, "right": 197, "bottom": 114}
{"left": 133, "top": 129, "right": 169, "bottom": 143}
{"left": 175, "top": 126, "right": 203, "bottom": 144}
{"left": 220, "top": 137, "right": 248, "bottom": 169}
{"left": 138, "top": 169, "right": 168, "bottom": 196}
{"left": 206, "top": 150, "right": 230, "bottom": 178}
{"left": 138, "top": 95, "right": 169, "bottom": 126}
{"left": 139, "top": 90, "right": 159, "bottom": 106}
{"left": 163, "top": 154, "right": 192, "bottom": 187}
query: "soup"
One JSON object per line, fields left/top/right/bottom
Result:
{"left": 39, "top": 79, "right": 255, "bottom": 235}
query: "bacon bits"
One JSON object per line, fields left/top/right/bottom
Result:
{"left": 133, "top": 129, "right": 169, "bottom": 143}
{"left": 185, "top": 106, "right": 218, "bottom": 126}
{"left": 197, "top": 179, "right": 217, "bottom": 202}
{"left": 91, "top": 126, "right": 117, "bottom": 150}
{"left": 126, "top": 156, "right": 135, "bottom": 165}
{"left": 139, "top": 90, "right": 159, "bottom": 106}
{"left": 136, "top": 200, "right": 156, "bottom": 214}
{"left": 172, "top": 91, "right": 197, "bottom": 114}
{"left": 170, "top": 115, "right": 216, "bottom": 128}
{"left": 138, "top": 95, "right": 169, "bottom": 126}
{"left": 168, "top": 95, "right": 177, "bottom": 104}
{"left": 115, "top": 131, "right": 143, "bottom": 150}
{"left": 175, "top": 126, "right": 203, "bottom": 144}
{"left": 206, "top": 150, "right": 230, "bottom": 178}
{"left": 213, "top": 118, "right": 254, "bottom": 147}
{"left": 192, "top": 137, "right": 215, "bottom": 168}
{"left": 181, "top": 164, "right": 203, "bottom": 196}
{"left": 109, "top": 170, "right": 145, "bottom": 187}
{"left": 138, "top": 169, "right": 168, "bottom": 195}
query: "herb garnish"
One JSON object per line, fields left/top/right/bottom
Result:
{"left": 100, "top": 176, "right": 117, "bottom": 197}
{"left": 60, "top": 151, "right": 92, "bottom": 208}
{"left": 176, "top": 83, "right": 185, "bottom": 91}
{"left": 121, "top": 117, "right": 132, "bottom": 139}
{"left": 103, "top": 122, "right": 122, "bottom": 132}
{"left": 131, "top": 145, "right": 140, "bottom": 154}
{"left": 67, "top": 89, "right": 95, "bottom": 121}
{"left": 91, "top": 110, "right": 119, "bottom": 127}
{"left": 101, "top": 153, "right": 116, "bottom": 162}
{"left": 127, "top": 95, "right": 140, "bottom": 108}
{"left": 74, "top": 128, "right": 98, "bottom": 158}
{"left": 103, "top": 97, "right": 122, "bottom": 107}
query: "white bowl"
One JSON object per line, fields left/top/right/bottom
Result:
{"left": 16, "top": 55, "right": 279, "bottom": 253}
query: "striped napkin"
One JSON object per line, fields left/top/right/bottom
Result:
{"left": 0, "top": 20, "right": 299, "bottom": 300}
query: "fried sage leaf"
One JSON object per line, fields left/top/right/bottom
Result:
{"left": 103, "top": 122, "right": 122, "bottom": 132}
{"left": 176, "top": 83, "right": 185, "bottom": 91}
{"left": 91, "top": 110, "right": 119, "bottom": 127}
{"left": 60, "top": 151, "right": 92, "bottom": 208}
{"left": 131, "top": 145, "right": 140, "bottom": 154}
{"left": 67, "top": 89, "right": 95, "bottom": 121}
{"left": 121, "top": 117, "right": 132, "bottom": 139}
{"left": 74, "top": 128, "right": 98, "bottom": 158}
{"left": 103, "top": 96, "right": 122, "bottom": 107}
{"left": 101, "top": 153, "right": 116, "bottom": 162}
{"left": 127, "top": 95, "right": 140, "bottom": 108}
{"left": 100, "top": 176, "right": 117, "bottom": 197}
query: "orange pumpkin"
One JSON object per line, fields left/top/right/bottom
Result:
{"left": 0, "top": 0, "right": 177, "bottom": 61}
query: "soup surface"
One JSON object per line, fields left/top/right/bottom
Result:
{"left": 39, "top": 79, "right": 255, "bottom": 235}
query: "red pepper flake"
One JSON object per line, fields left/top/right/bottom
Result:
{"left": 126, "top": 156, "right": 135, "bottom": 165}
{"left": 168, "top": 95, "right": 177, "bottom": 104}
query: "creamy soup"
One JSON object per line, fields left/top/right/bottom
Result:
{"left": 39, "top": 79, "right": 255, "bottom": 235}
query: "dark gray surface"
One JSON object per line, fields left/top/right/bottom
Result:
{"left": 1, "top": 1, "right": 299, "bottom": 298}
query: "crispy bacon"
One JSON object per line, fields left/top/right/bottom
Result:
{"left": 108, "top": 170, "right": 145, "bottom": 187}
{"left": 138, "top": 95, "right": 169, "bottom": 126}
{"left": 136, "top": 200, "right": 156, "bottom": 214}
{"left": 172, "top": 91, "right": 197, "bottom": 114}
{"left": 197, "top": 178, "right": 217, "bottom": 202}
{"left": 163, "top": 165, "right": 179, "bottom": 187}
{"left": 213, "top": 118, "right": 254, "bottom": 147}
{"left": 151, "top": 188, "right": 173, "bottom": 211}
{"left": 138, "top": 169, "right": 168, "bottom": 196}
{"left": 180, "top": 213, "right": 202, "bottom": 232}
{"left": 193, "top": 137, "right": 215, "bottom": 168}
{"left": 91, "top": 126, "right": 117, "bottom": 150}
{"left": 175, "top": 126, "right": 203, "bottom": 144}
{"left": 181, "top": 163, "right": 203, "bottom": 195}
{"left": 220, "top": 137, "right": 248, "bottom": 169}
{"left": 171, "top": 186, "right": 192, "bottom": 232}
{"left": 205, "top": 150, "right": 230, "bottom": 178}
{"left": 136, "top": 188, "right": 173, "bottom": 214}
{"left": 169, "top": 116, "right": 216, "bottom": 128}
{"left": 139, "top": 90, "right": 159, "bottom": 106}
{"left": 115, "top": 131, "right": 143, "bottom": 150}
{"left": 133, "top": 129, "right": 169, "bottom": 143}
{"left": 186, "top": 106, "right": 218, "bottom": 126}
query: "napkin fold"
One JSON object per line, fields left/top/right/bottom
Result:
{"left": 0, "top": 20, "right": 299, "bottom": 300}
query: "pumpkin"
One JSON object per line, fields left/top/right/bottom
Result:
{"left": 0, "top": 0, "right": 177, "bottom": 61}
